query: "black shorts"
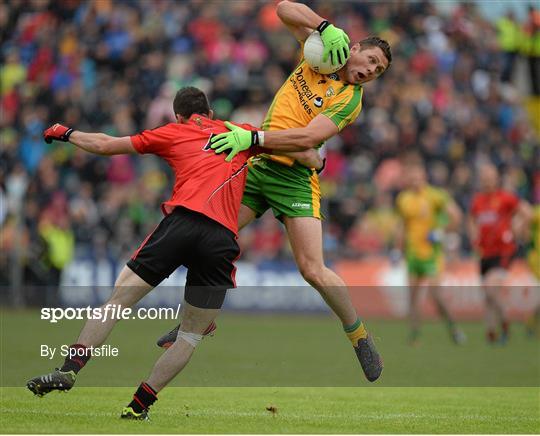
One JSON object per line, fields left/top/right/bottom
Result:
{"left": 127, "top": 207, "right": 240, "bottom": 309}
{"left": 480, "top": 255, "right": 513, "bottom": 277}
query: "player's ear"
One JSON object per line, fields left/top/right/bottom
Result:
{"left": 208, "top": 109, "right": 214, "bottom": 120}
{"left": 350, "top": 43, "right": 360, "bottom": 54}
{"left": 175, "top": 114, "right": 186, "bottom": 124}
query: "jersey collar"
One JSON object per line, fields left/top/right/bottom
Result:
{"left": 188, "top": 114, "right": 214, "bottom": 129}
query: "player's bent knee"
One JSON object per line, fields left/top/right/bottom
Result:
{"left": 298, "top": 263, "right": 324, "bottom": 286}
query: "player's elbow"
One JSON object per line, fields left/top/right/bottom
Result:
{"left": 276, "top": 0, "right": 292, "bottom": 21}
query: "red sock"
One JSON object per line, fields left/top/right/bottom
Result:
{"left": 60, "top": 344, "right": 91, "bottom": 373}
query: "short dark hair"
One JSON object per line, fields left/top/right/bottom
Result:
{"left": 173, "top": 86, "right": 210, "bottom": 118}
{"left": 359, "top": 36, "right": 392, "bottom": 68}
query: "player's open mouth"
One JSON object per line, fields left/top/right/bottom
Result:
{"left": 357, "top": 72, "right": 366, "bottom": 81}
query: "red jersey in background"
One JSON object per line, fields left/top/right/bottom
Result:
{"left": 470, "top": 190, "right": 519, "bottom": 258}
{"left": 130, "top": 114, "right": 262, "bottom": 235}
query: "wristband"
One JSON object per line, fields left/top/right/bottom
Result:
{"left": 257, "top": 131, "right": 265, "bottom": 147}
{"left": 250, "top": 131, "right": 260, "bottom": 147}
{"left": 317, "top": 20, "right": 330, "bottom": 33}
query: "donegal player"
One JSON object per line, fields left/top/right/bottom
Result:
{"left": 394, "top": 161, "right": 466, "bottom": 345}
{"left": 159, "top": 0, "right": 392, "bottom": 382}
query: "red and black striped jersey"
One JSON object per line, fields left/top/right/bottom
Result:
{"left": 470, "top": 190, "right": 520, "bottom": 258}
{"left": 130, "top": 114, "right": 262, "bottom": 235}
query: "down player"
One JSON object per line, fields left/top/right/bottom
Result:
{"left": 159, "top": 0, "right": 391, "bottom": 383}
{"left": 25, "top": 87, "right": 316, "bottom": 420}
{"left": 394, "top": 161, "right": 466, "bottom": 345}
{"left": 468, "top": 164, "right": 532, "bottom": 344}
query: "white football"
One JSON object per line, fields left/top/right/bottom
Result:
{"left": 303, "top": 31, "right": 346, "bottom": 75}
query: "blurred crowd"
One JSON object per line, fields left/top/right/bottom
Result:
{"left": 1, "top": 0, "right": 539, "bottom": 294}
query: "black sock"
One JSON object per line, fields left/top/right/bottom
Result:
{"left": 128, "top": 382, "right": 158, "bottom": 413}
{"left": 60, "top": 344, "right": 91, "bottom": 374}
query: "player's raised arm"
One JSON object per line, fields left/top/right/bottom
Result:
{"left": 277, "top": 1, "right": 350, "bottom": 64}
{"left": 43, "top": 123, "right": 136, "bottom": 155}
{"left": 276, "top": 0, "right": 322, "bottom": 42}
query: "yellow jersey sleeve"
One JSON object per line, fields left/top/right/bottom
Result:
{"left": 321, "top": 86, "right": 363, "bottom": 131}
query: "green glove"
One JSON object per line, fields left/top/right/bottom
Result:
{"left": 317, "top": 21, "right": 350, "bottom": 66}
{"left": 211, "top": 121, "right": 260, "bottom": 162}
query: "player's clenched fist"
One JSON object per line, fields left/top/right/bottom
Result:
{"left": 317, "top": 20, "right": 350, "bottom": 66}
{"left": 43, "top": 123, "right": 74, "bottom": 144}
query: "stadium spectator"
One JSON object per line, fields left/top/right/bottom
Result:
{"left": 496, "top": 11, "right": 521, "bottom": 83}
{"left": 523, "top": 4, "right": 540, "bottom": 95}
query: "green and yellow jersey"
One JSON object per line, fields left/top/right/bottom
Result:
{"left": 396, "top": 185, "right": 449, "bottom": 261}
{"left": 261, "top": 58, "right": 363, "bottom": 167}
{"left": 242, "top": 49, "right": 363, "bottom": 220}
{"left": 527, "top": 205, "right": 540, "bottom": 280}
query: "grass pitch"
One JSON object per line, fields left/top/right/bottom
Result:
{"left": 1, "top": 387, "right": 538, "bottom": 433}
{"left": 1, "top": 310, "right": 539, "bottom": 433}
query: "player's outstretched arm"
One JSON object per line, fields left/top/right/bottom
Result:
{"left": 43, "top": 123, "right": 136, "bottom": 155}
{"left": 277, "top": 1, "right": 350, "bottom": 64}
